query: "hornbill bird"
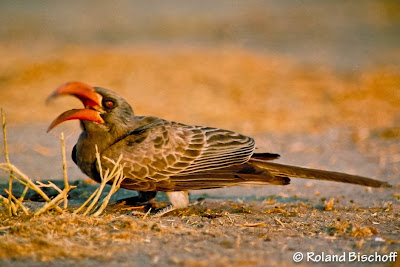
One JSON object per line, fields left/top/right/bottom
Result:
{"left": 47, "top": 82, "right": 391, "bottom": 213}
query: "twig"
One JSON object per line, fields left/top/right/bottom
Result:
{"left": 90, "top": 154, "right": 124, "bottom": 216}
{"left": 82, "top": 179, "right": 108, "bottom": 216}
{"left": 60, "top": 132, "right": 69, "bottom": 208}
{"left": 0, "top": 193, "right": 17, "bottom": 214}
{"left": 18, "top": 185, "right": 29, "bottom": 203}
{"left": 274, "top": 217, "right": 285, "bottom": 228}
{"left": 0, "top": 195, "right": 9, "bottom": 204}
{"left": 143, "top": 207, "right": 152, "bottom": 219}
{"left": 80, "top": 145, "right": 106, "bottom": 215}
{"left": 0, "top": 112, "right": 77, "bottom": 216}
{"left": 1, "top": 109, "right": 14, "bottom": 216}
{"left": 36, "top": 181, "right": 63, "bottom": 193}
{"left": 73, "top": 187, "right": 99, "bottom": 214}
{"left": 77, "top": 145, "right": 126, "bottom": 216}
{"left": 35, "top": 189, "right": 69, "bottom": 216}
{"left": 96, "top": 145, "right": 104, "bottom": 181}
{"left": 35, "top": 132, "right": 75, "bottom": 213}
{"left": 0, "top": 163, "right": 63, "bottom": 213}
{"left": 92, "top": 163, "right": 125, "bottom": 216}
{"left": 34, "top": 181, "right": 76, "bottom": 215}
{"left": 5, "top": 189, "right": 29, "bottom": 215}
{"left": 0, "top": 195, "right": 12, "bottom": 211}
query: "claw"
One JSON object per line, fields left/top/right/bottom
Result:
{"left": 153, "top": 205, "right": 177, "bottom": 217}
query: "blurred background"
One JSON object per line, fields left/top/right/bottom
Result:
{"left": 0, "top": 0, "right": 399, "bottom": 132}
{"left": 1, "top": 0, "right": 399, "bottom": 68}
{"left": 0, "top": 0, "right": 399, "bottom": 181}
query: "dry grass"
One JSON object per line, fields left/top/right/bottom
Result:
{"left": 0, "top": 109, "right": 71, "bottom": 215}
{"left": 0, "top": 110, "right": 124, "bottom": 218}
{"left": 0, "top": 111, "right": 140, "bottom": 262}
{"left": 0, "top": 212, "right": 143, "bottom": 261}
{"left": 74, "top": 147, "right": 126, "bottom": 216}
{"left": 0, "top": 200, "right": 397, "bottom": 264}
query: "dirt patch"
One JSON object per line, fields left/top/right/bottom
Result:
{"left": 0, "top": 196, "right": 398, "bottom": 266}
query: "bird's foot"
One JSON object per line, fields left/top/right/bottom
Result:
{"left": 128, "top": 191, "right": 189, "bottom": 217}
{"left": 117, "top": 197, "right": 152, "bottom": 208}
{"left": 116, "top": 191, "right": 157, "bottom": 207}
{"left": 129, "top": 205, "right": 177, "bottom": 217}
{"left": 150, "top": 191, "right": 189, "bottom": 217}
{"left": 153, "top": 205, "right": 177, "bottom": 217}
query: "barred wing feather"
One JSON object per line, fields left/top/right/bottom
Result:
{"left": 99, "top": 119, "right": 255, "bottom": 190}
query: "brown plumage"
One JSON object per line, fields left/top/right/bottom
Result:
{"left": 47, "top": 82, "right": 391, "bottom": 211}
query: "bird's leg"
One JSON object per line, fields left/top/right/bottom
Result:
{"left": 154, "top": 191, "right": 189, "bottom": 217}
{"left": 117, "top": 191, "right": 157, "bottom": 207}
{"left": 166, "top": 191, "right": 189, "bottom": 208}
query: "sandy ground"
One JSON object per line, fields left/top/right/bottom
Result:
{"left": 0, "top": 1, "right": 399, "bottom": 266}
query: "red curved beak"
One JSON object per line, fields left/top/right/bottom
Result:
{"left": 47, "top": 81, "right": 104, "bottom": 132}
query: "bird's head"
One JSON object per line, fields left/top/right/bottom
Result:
{"left": 47, "top": 81, "right": 135, "bottom": 134}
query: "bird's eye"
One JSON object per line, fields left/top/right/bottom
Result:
{"left": 103, "top": 99, "right": 115, "bottom": 109}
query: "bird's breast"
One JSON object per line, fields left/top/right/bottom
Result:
{"left": 74, "top": 134, "right": 105, "bottom": 182}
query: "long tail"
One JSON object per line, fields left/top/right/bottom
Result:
{"left": 249, "top": 158, "right": 391, "bottom": 188}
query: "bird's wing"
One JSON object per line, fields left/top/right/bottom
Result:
{"left": 98, "top": 119, "right": 255, "bottom": 191}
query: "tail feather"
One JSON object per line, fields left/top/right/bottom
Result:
{"left": 249, "top": 159, "right": 391, "bottom": 188}
{"left": 251, "top": 152, "right": 280, "bottom": 160}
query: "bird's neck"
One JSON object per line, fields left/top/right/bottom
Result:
{"left": 75, "top": 116, "right": 160, "bottom": 179}
{"left": 74, "top": 120, "right": 132, "bottom": 177}
{"left": 78, "top": 121, "right": 131, "bottom": 155}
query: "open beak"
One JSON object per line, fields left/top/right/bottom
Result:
{"left": 47, "top": 81, "right": 104, "bottom": 132}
